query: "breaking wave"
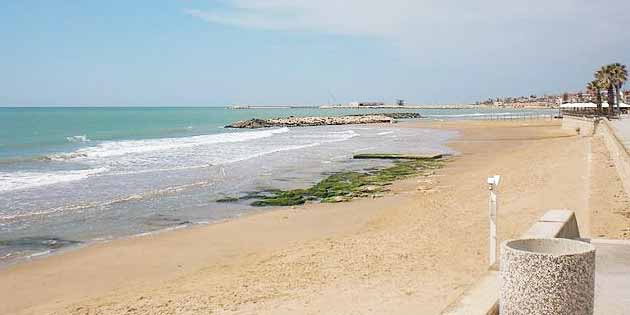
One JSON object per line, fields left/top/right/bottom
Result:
{"left": 49, "top": 127, "right": 290, "bottom": 160}
{"left": 0, "top": 168, "right": 108, "bottom": 193}
{"left": 66, "top": 135, "right": 90, "bottom": 143}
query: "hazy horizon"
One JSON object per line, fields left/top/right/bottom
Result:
{"left": 2, "top": 1, "right": 629, "bottom": 107}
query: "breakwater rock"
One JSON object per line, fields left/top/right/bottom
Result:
{"left": 380, "top": 112, "right": 423, "bottom": 119}
{"left": 226, "top": 113, "right": 422, "bottom": 129}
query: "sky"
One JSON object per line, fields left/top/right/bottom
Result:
{"left": 1, "top": 0, "right": 629, "bottom": 106}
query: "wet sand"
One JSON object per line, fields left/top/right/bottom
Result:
{"left": 1, "top": 119, "right": 628, "bottom": 315}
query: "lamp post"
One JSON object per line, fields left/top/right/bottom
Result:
{"left": 488, "top": 175, "right": 501, "bottom": 268}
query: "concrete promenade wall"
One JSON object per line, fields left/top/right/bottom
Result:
{"left": 594, "top": 120, "right": 630, "bottom": 198}
{"left": 561, "top": 116, "right": 630, "bottom": 197}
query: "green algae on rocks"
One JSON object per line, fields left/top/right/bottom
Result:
{"left": 217, "top": 158, "right": 445, "bottom": 207}
{"left": 352, "top": 153, "right": 446, "bottom": 160}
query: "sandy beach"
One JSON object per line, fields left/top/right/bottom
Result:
{"left": 1, "top": 119, "right": 629, "bottom": 315}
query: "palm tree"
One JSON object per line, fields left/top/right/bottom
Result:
{"left": 587, "top": 80, "right": 604, "bottom": 114}
{"left": 609, "top": 63, "right": 628, "bottom": 111}
{"left": 596, "top": 65, "right": 616, "bottom": 117}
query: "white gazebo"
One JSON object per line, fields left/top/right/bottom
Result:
{"left": 559, "top": 102, "right": 630, "bottom": 109}
{"left": 560, "top": 102, "right": 630, "bottom": 116}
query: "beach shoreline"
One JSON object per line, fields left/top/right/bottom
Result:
{"left": 1, "top": 119, "right": 629, "bottom": 315}
{"left": 0, "top": 121, "right": 456, "bottom": 267}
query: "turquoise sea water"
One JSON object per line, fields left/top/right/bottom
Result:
{"left": 0, "top": 107, "right": 556, "bottom": 160}
{"left": 0, "top": 107, "right": 555, "bottom": 263}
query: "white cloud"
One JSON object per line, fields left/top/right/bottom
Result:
{"left": 185, "top": 1, "right": 608, "bottom": 37}
{"left": 185, "top": 1, "right": 630, "bottom": 62}
{"left": 184, "top": 0, "right": 630, "bottom": 101}
{"left": 184, "top": 1, "right": 407, "bottom": 37}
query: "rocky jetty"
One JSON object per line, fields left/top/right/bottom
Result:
{"left": 379, "top": 112, "right": 423, "bottom": 119}
{"left": 225, "top": 113, "right": 422, "bottom": 129}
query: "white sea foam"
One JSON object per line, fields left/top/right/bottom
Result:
{"left": 27, "top": 250, "right": 52, "bottom": 259}
{"left": 0, "top": 167, "right": 108, "bottom": 193}
{"left": 0, "top": 128, "right": 359, "bottom": 221}
{"left": 0, "top": 202, "right": 98, "bottom": 221}
{"left": 108, "top": 136, "right": 357, "bottom": 176}
{"left": 0, "top": 180, "right": 216, "bottom": 221}
{"left": 211, "top": 130, "right": 357, "bottom": 165}
{"left": 1, "top": 127, "right": 355, "bottom": 196}
{"left": 354, "top": 147, "right": 376, "bottom": 152}
{"left": 52, "top": 127, "right": 290, "bottom": 160}
{"left": 66, "top": 135, "right": 90, "bottom": 143}
{"left": 377, "top": 131, "right": 395, "bottom": 136}
{"left": 100, "top": 129, "right": 356, "bottom": 173}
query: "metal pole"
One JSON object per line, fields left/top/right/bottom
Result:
{"left": 489, "top": 187, "right": 497, "bottom": 266}
{"left": 488, "top": 175, "right": 501, "bottom": 267}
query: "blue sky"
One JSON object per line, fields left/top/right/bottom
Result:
{"left": 2, "top": 0, "right": 629, "bottom": 106}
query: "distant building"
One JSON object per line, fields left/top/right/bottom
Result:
{"left": 478, "top": 93, "right": 563, "bottom": 107}
{"left": 396, "top": 99, "right": 405, "bottom": 106}
{"left": 348, "top": 101, "right": 385, "bottom": 107}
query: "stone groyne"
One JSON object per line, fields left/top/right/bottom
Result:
{"left": 225, "top": 113, "right": 422, "bottom": 129}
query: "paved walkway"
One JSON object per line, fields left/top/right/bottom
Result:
{"left": 593, "top": 239, "right": 630, "bottom": 314}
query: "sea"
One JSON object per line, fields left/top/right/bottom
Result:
{"left": 0, "top": 107, "right": 556, "bottom": 264}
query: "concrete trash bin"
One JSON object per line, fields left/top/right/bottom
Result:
{"left": 499, "top": 238, "right": 596, "bottom": 315}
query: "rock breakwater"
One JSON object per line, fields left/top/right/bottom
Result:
{"left": 225, "top": 113, "right": 422, "bottom": 129}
